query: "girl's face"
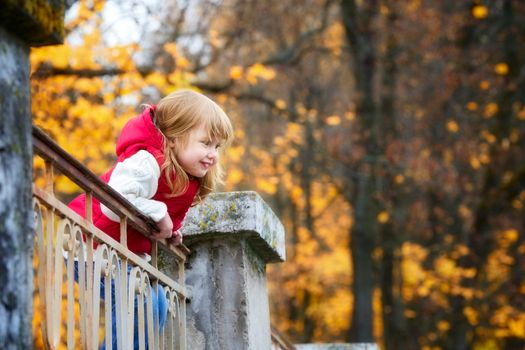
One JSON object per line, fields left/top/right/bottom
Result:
{"left": 175, "top": 124, "right": 221, "bottom": 178}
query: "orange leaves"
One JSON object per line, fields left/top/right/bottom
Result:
{"left": 484, "top": 103, "right": 499, "bottom": 119}
{"left": 499, "top": 228, "right": 519, "bottom": 248}
{"left": 446, "top": 119, "right": 459, "bottom": 133}
{"left": 518, "top": 106, "right": 525, "bottom": 120}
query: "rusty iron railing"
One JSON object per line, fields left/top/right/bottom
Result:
{"left": 271, "top": 325, "right": 297, "bottom": 350}
{"left": 32, "top": 125, "right": 190, "bottom": 350}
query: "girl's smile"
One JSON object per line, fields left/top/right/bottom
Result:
{"left": 176, "top": 124, "right": 221, "bottom": 178}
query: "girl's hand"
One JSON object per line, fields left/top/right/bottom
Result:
{"left": 153, "top": 214, "right": 173, "bottom": 240}
{"left": 167, "top": 230, "right": 183, "bottom": 246}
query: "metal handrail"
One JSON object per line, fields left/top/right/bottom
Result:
{"left": 32, "top": 125, "right": 190, "bottom": 349}
{"left": 32, "top": 125, "right": 190, "bottom": 256}
{"left": 271, "top": 325, "right": 297, "bottom": 350}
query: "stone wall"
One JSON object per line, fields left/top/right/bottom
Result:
{"left": 0, "top": 1, "right": 64, "bottom": 348}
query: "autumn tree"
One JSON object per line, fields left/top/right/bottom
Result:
{"left": 30, "top": 1, "right": 525, "bottom": 349}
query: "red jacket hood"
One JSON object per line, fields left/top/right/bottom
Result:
{"left": 115, "top": 106, "right": 164, "bottom": 162}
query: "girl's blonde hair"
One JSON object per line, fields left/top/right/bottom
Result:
{"left": 152, "top": 89, "right": 233, "bottom": 202}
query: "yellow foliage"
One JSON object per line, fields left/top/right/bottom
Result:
{"left": 247, "top": 63, "right": 276, "bottom": 81}
{"left": 275, "top": 99, "right": 287, "bottom": 110}
{"left": 229, "top": 65, "right": 244, "bottom": 80}
{"left": 479, "top": 80, "right": 490, "bottom": 90}
{"left": 466, "top": 101, "right": 478, "bottom": 111}
{"left": 435, "top": 256, "right": 459, "bottom": 280}
{"left": 486, "top": 249, "right": 512, "bottom": 283}
{"left": 227, "top": 145, "right": 245, "bottom": 163}
{"left": 481, "top": 130, "right": 496, "bottom": 144}
{"left": 437, "top": 321, "right": 450, "bottom": 332}
{"left": 518, "top": 106, "right": 525, "bottom": 120}
{"left": 344, "top": 111, "right": 356, "bottom": 121}
{"left": 405, "top": 309, "right": 417, "bottom": 318}
{"left": 484, "top": 103, "right": 498, "bottom": 118}
{"left": 226, "top": 168, "right": 244, "bottom": 185}
{"left": 256, "top": 177, "right": 278, "bottom": 195}
{"left": 286, "top": 122, "right": 303, "bottom": 143}
{"left": 402, "top": 242, "right": 428, "bottom": 261}
{"left": 55, "top": 175, "right": 81, "bottom": 195}
{"left": 163, "top": 42, "right": 178, "bottom": 56}
{"left": 325, "top": 115, "right": 341, "bottom": 126}
{"left": 446, "top": 120, "right": 459, "bottom": 133}
{"left": 402, "top": 259, "right": 425, "bottom": 287}
{"left": 290, "top": 186, "right": 303, "bottom": 203}
{"left": 500, "top": 228, "right": 519, "bottom": 244}
{"left": 393, "top": 174, "right": 404, "bottom": 184}
{"left": 508, "top": 317, "right": 525, "bottom": 338}
{"left": 472, "top": 5, "right": 489, "bottom": 19}
{"left": 246, "top": 74, "right": 258, "bottom": 85}
{"left": 470, "top": 156, "right": 481, "bottom": 169}
{"left": 146, "top": 72, "right": 168, "bottom": 90}
{"left": 494, "top": 62, "right": 509, "bottom": 75}
{"left": 315, "top": 290, "right": 351, "bottom": 336}
{"left": 464, "top": 306, "right": 479, "bottom": 325}
{"left": 458, "top": 205, "right": 472, "bottom": 220}
{"left": 377, "top": 211, "right": 390, "bottom": 224}
{"left": 321, "top": 22, "right": 345, "bottom": 56}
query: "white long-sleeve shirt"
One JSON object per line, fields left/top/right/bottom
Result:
{"left": 101, "top": 150, "right": 166, "bottom": 223}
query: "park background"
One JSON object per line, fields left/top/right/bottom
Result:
{"left": 30, "top": 1, "right": 525, "bottom": 349}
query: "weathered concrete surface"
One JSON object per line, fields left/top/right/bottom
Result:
{"left": 182, "top": 191, "right": 285, "bottom": 263}
{"left": 0, "top": 25, "right": 34, "bottom": 350}
{"left": 0, "top": 1, "right": 64, "bottom": 348}
{"left": 182, "top": 191, "right": 285, "bottom": 350}
{"left": 296, "top": 344, "right": 380, "bottom": 350}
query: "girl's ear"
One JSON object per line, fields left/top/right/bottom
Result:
{"left": 168, "top": 138, "right": 177, "bottom": 148}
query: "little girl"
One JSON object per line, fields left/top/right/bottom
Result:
{"left": 68, "top": 89, "right": 234, "bottom": 349}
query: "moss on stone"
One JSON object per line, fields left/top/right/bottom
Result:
{"left": 0, "top": 0, "right": 65, "bottom": 45}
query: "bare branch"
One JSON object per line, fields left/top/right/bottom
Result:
{"left": 31, "top": 63, "right": 126, "bottom": 79}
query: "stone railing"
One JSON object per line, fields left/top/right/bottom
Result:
{"left": 32, "top": 126, "right": 190, "bottom": 349}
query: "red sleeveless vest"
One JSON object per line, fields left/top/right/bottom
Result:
{"left": 68, "top": 107, "right": 200, "bottom": 254}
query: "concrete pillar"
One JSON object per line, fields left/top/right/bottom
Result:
{"left": 181, "top": 191, "right": 285, "bottom": 350}
{"left": 0, "top": 1, "right": 65, "bottom": 348}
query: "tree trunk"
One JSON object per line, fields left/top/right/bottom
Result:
{"left": 340, "top": 0, "right": 380, "bottom": 342}
{"left": 349, "top": 174, "right": 376, "bottom": 342}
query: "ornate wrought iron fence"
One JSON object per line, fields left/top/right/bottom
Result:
{"left": 32, "top": 126, "right": 190, "bottom": 350}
